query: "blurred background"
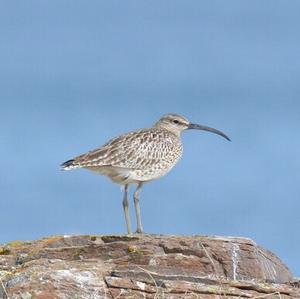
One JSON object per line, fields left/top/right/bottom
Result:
{"left": 0, "top": 1, "right": 299, "bottom": 275}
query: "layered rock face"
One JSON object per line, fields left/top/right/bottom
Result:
{"left": 0, "top": 234, "right": 299, "bottom": 298}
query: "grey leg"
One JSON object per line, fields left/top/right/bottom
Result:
{"left": 134, "top": 182, "right": 144, "bottom": 233}
{"left": 122, "top": 184, "right": 132, "bottom": 234}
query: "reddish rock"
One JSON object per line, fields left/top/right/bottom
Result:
{"left": 0, "top": 234, "right": 298, "bottom": 298}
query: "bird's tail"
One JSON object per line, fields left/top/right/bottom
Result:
{"left": 60, "top": 159, "right": 80, "bottom": 170}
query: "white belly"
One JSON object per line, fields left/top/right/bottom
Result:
{"left": 86, "top": 162, "right": 177, "bottom": 185}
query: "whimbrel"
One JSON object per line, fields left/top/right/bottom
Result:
{"left": 61, "top": 114, "right": 230, "bottom": 234}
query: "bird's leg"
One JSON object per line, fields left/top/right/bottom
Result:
{"left": 122, "top": 184, "right": 132, "bottom": 234}
{"left": 133, "top": 182, "right": 144, "bottom": 233}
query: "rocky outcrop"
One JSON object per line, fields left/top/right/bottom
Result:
{"left": 0, "top": 234, "right": 299, "bottom": 298}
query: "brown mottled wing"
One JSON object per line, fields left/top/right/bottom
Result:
{"left": 70, "top": 129, "right": 182, "bottom": 170}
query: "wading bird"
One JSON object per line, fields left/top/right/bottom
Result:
{"left": 61, "top": 113, "right": 230, "bottom": 234}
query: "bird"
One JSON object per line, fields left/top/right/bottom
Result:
{"left": 61, "top": 113, "right": 230, "bottom": 234}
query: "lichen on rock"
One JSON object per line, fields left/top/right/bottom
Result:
{"left": 0, "top": 234, "right": 299, "bottom": 298}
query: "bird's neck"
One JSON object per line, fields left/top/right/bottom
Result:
{"left": 153, "top": 123, "right": 181, "bottom": 137}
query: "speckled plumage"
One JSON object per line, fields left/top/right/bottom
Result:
{"left": 61, "top": 113, "right": 230, "bottom": 234}
{"left": 63, "top": 128, "right": 183, "bottom": 184}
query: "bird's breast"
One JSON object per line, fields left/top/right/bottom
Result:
{"left": 131, "top": 137, "right": 183, "bottom": 182}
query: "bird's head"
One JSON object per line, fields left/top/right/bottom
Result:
{"left": 155, "top": 113, "right": 230, "bottom": 141}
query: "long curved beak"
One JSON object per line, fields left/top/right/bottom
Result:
{"left": 188, "top": 123, "right": 231, "bottom": 141}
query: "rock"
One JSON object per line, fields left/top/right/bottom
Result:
{"left": 0, "top": 234, "right": 299, "bottom": 298}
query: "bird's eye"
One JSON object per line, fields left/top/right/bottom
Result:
{"left": 173, "top": 120, "right": 179, "bottom": 124}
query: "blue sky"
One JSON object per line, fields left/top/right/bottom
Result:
{"left": 0, "top": 1, "right": 299, "bottom": 276}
